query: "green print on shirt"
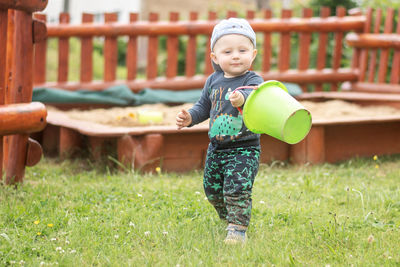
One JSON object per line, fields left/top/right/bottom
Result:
{"left": 209, "top": 113, "right": 243, "bottom": 138}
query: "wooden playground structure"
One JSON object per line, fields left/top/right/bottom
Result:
{"left": 0, "top": 0, "right": 48, "bottom": 184}
{"left": 1, "top": 2, "right": 400, "bottom": 179}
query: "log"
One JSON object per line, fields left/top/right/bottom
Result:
{"left": 35, "top": 68, "right": 358, "bottom": 93}
{"left": 0, "top": 0, "right": 48, "bottom": 12}
{"left": 26, "top": 137, "right": 42, "bottom": 166}
{"left": 0, "top": 102, "right": 47, "bottom": 135}
{"left": 45, "top": 16, "right": 366, "bottom": 37}
{"left": 346, "top": 33, "right": 400, "bottom": 49}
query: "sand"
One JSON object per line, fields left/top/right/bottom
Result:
{"left": 49, "top": 100, "right": 400, "bottom": 127}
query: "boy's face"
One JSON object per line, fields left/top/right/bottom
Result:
{"left": 211, "top": 34, "right": 257, "bottom": 78}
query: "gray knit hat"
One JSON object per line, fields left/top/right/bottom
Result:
{"left": 210, "top": 18, "right": 256, "bottom": 50}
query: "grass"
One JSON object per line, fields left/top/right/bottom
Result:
{"left": 1, "top": 155, "right": 400, "bottom": 266}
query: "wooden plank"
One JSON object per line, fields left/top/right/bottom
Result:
{"left": 185, "top": 12, "right": 197, "bottom": 77}
{"left": 147, "top": 12, "right": 159, "bottom": 80}
{"left": 104, "top": 13, "right": 118, "bottom": 82}
{"left": 278, "top": 9, "right": 292, "bottom": 72}
{"left": 166, "top": 12, "right": 179, "bottom": 78}
{"left": 367, "top": 8, "right": 382, "bottom": 83}
{"left": 80, "top": 13, "right": 94, "bottom": 83}
{"left": 390, "top": 9, "right": 400, "bottom": 84}
{"left": 204, "top": 11, "right": 216, "bottom": 75}
{"left": 377, "top": 8, "right": 394, "bottom": 83}
{"left": 262, "top": 9, "right": 272, "bottom": 73}
{"left": 57, "top": 13, "right": 70, "bottom": 83}
{"left": 331, "top": 7, "right": 346, "bottom": 91}
{"left": 315, "top": 7, "right": 330, "bottom": 91}
{"left": 33, "top": 13, "right": 47, "bottom": 84}
{"left": 126, "top": 13, "right": 138, "bottom": 80}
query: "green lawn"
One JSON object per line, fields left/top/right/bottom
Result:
{"left": 1, "top": 155, "right": 399, "bottom": 266}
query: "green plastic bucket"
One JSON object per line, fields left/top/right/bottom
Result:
{"left": 242, "top": 80, "right": 312, "bottom": 144}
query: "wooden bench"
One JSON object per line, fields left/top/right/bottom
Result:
{"left": 32, "top": 7, "right": 400, "bottom": 172}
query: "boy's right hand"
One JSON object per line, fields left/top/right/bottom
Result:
{"left": 176, "top": 109, "right": 192, "bottom": 129}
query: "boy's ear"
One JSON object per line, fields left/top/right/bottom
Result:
{"left": 252, "top": 49, "right": 257, "bottom": 61}
{"left": 210, "top": 52, "right": 218, "bottom": 64}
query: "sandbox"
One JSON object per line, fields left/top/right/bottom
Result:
{"left": 38, "top": 92, "right": 400, "bottom": 172}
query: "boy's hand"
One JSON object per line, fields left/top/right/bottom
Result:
{"left": 229, "top": 91, "right": 245, "bottom": 108}
{"left": 176, "top": 109, "right": 192, "bottom": 129}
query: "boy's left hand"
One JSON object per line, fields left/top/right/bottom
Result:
{"left": 229, "top": 91, "right": 244, "bottom": 108}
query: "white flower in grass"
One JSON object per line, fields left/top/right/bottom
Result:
{"left": 70, "top": 249, "right": 76, "bottom": 254}
{"left": 114, "top": 235, "right": 119, "bottom": 239}
{"left": 137, "top": 193, "right": 142, "bottom": 197}
{"left": 32, "top": 248, "right": 37, "bottom": 251}
{"left": 162, "top": 231, "right": 168, "bottom": 236}
{"left": 20, "top": 260, "right": 26, "bottom": 264}
{"left": 129, "top": 222, "right": 135, "bottom": 227}
{"left": 50, "top": 238, "right": 57, "bottom": 241}
{"left": 144, "top": 231, "right": 150, "bottom": 236}
{"left": 65, "top": 240, "right": 70, "bottom": 244}
{"left": 10, "top": 261, "right": 16, "bottom": 264}
{"left": 259, "top": 200, "right": 265, "bottom": 204}
{"left": 40, "top": 262, "right": 45, "bottom": 266}
{"left": 195, "top": 191, "right": 201, "bottom": 195}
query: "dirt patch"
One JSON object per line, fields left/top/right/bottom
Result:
{"left": 49, "top": 100, "right": 400, "bottom": 127}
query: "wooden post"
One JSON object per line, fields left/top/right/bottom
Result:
{"left": 390, "top": 9, "right": 400, "bottom": 84}
{"left": 377, "top": 8, "right": 394, "bottom": 83}
{"left": 126, "top": 13, "right": 138, "bottom": 81}
{"left": 278, "top": 9, "right": 292, "bottom": 72}
{"left": 33, "top": 13, "right": 47, "bottom": 85}
{"left": 315, "top": 7, "right": 330, "bottom": 92}
{"left": 331, "top": 6, "right": 346, "bottom": 91}
{"left": 147, "top": 12, "right": 158, "bottom": 80}
{"left": 298, "top": 8, "right": 313, "bottom": 92}
{"left": 262, "top": 9, "right": 272, "bottom": 73}
{"left": 80, "top": 13, "right": 94, "bottom": 83}
{"left": 367, "top": 9, "right": 382, "bottom": 83}
{"left": 166, "top": 12, "right": 179, "bottom": 79}
{"left": 291, "top": 126, "right": 325, "bottom": 164}
{"left": 58, "top": 13, "right": 70, "bottom": 84}
{"left": 0, "top": 9, "right": 7, "bottom": 180}
{"left": 357, "top": 8, "right": 373, "bottom": 83}
{"left": 104, "top": 12, "right": 118, "bottom": 82}
{"left": 185, "top": 12, "right": 197, "bottom": 77}
{"left": 204, "top": 11, "right": 216, "bottom": 75}
{"left": 4, "top": 10, "right": 35, "bottom": 184}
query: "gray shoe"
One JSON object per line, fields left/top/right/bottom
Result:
{"left": 224, "top": 225, "right": 246, "bottom": 244}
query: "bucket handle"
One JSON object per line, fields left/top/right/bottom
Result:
{"left": 232, "top": 86, "right": 258, "bottom": 114}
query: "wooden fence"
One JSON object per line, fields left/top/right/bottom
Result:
{"left": 0, "top": 0, "right": 47, "bottom": 184}
{"left": 346, "top": 7, "right": 400, "bottom": 94}
{"left": 33, "top": 7, "right": 368, "bottom": 93}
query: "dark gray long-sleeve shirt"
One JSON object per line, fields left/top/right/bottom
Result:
{"left": 188, "top": 71, "right": 264, "bottom": 151}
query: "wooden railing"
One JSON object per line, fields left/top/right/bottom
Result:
{"left": 0, "top": 0, "right": 47, "bottom": 184}
{"left": 346, "top": 8, "right": 400, "bottom": 94}
{"left": 33, "top": 7, "right": 366, "bottom": 93}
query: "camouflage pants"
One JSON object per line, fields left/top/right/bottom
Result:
{"left": 203, "top": 146, "right": 260, "bottom": 226}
